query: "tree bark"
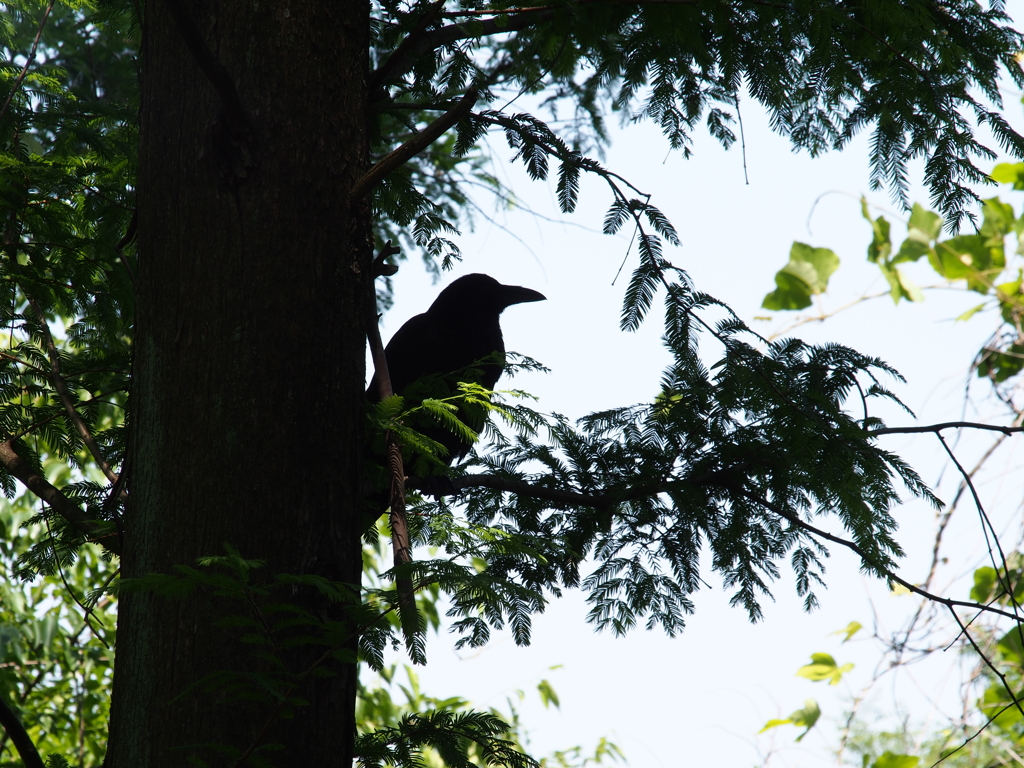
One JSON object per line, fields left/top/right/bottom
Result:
{"left": 106, "top": 3, "right": 370, "bottom": 766}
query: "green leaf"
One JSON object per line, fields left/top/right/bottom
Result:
{"left": 955, "top": 302, "right": 988, "bottom": 322}
{"left": 991, "top": 162, "right": 1024, "bottom": 189}
{"left": 970, "top": 565, "right": 995, "bottom": 606}
{"left": 833, "top": 621, "right": 862, "bottom": 643}
{"left": 906, "top": 203, "right": 943, "bottom": 243}
{"left": 759, "top": 699, "right": 820, "bottom": 741}
{"left": 998, "top": 627, "right": 1024, "bottom": 665}
{"left": 862, "top": 198, "right": 891, "bottom": 264}
{"left": 981, "top": 197, "right": 1015, "bottom": 241}
{"left": 537, "top": 679, "right": 560, "bottom": 709}
{"left": 977, "top": 679, "right": 1024, "bottom": 731}
{"left": 870, "top": 751, "right": 919, "bottom": 768}
{"left": 761, "top": 242, "right": 840, "bottom": 310}
{"left": 931, "top": 234, "right": 1001, "bottom": 293}
{"left": 796, "top": 653, "right": 853, "bottom": 685}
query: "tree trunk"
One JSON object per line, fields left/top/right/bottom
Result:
{"left": 106, "top": 3, "right": 370, "bottom": 766}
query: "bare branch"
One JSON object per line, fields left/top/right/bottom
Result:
{"left": 871, "top": 421, "right": 1024, "bottom": 437}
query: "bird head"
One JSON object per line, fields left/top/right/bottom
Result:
{"left": 427, "top": 273, "right": 546, "bottom": 320}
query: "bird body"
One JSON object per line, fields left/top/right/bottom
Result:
{"left": 368, "top": 273, "right": 546, "bottom": 464}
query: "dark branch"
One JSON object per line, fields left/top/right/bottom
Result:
{"left": 0, "top": 697, "right": 44, "bottom": 768}
{"left": 366, "top": 242, "right": 419, "bottom": 646}
{"left": 27, "top": 296, "right": 120, "bottom": 486}
{"left": 736, "top": 488, "right": 1024, "bottom": 623}
{"left": 371, "top": 7, "right": 557, "bottom": 88}
{"left": 370, "top": 0, "right": 449, "bottom": 92}
{"left": 870, "top": 421, "right": 1024, "bottom": 436}
{"left": 0, "top": 440, "right": 120, "bottom": 555}
{"left": 350, "top": 88, "right": 479, "bottom": 203}
{"left": 432, "top": 470, "right": 1024, "bottom": 625}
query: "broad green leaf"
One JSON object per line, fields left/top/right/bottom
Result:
{"left": 906, "top": 203, "right": 943, "bottom": 243}
{"left": 991, "top": 162, "right": 1024, "bottom": 189}
{"left": 977, "top": 680, "right": 1024, "bottom": 730}
{"left": 932, "top": 235, "right": 1002, "bottom": 293}
{"left": 762, "top": 242, "right": 840, "bottom": 310}
{"left": 796, "top": 653, "right": 853, "bottom": 685}
{"left": 871, "top": 751, "right": 919, "bottom": 768}
{"left": 996, "top": 274, "right": 1023, "bottom": 324}
{"left": 789, "top": 699, "right": 820, "bottom": 741}
{"left": 893, "top": 238, "right": 931, "bottom": 264}
{"left": 897, "top": 270, "right": 924, "bottom": 302}
{"left": 862, "top": 198, "right": 892, "bottom": 264}
{"left": 981, "top": 197, "right": 1016, "bottom": 241}
{"left": 998, "top": 627, "right": 1024, "bottom": 664}
{"left": 977, "top": 343, "right": 1024, "bottom": 383}
{"left": 763, "top": 270, "right": 813, "bottom": 310}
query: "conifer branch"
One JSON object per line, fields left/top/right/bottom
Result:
{"left": 737, "top": 489, "right": 1024, "bottom": 624}
{"left": 371, "top": 8, "right": 557, "bottom": 88}
{"left": 370, "top": 0, "right": 449, "bottom": 92}
{"left": 431, "top": 471, "right": 1024, "bottom": 625}
{"left": 350, "top": 88, "right": 479, "bottom": 203}
{"left": 26, "top": 297, "right": 120, "bottom": 486}
{"left": 0, "top": 440, "right": 119, "bottom": 555}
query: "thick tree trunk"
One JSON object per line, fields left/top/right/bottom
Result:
{"left": 106, "top": 3, "right": 369, "bottom": 766}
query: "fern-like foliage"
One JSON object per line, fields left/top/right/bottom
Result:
{"left": 395, "top": 266, "right": 938, "bottom": 648}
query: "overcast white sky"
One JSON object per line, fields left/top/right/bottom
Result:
{"left": 369, "top": 34, "right": 1024, "bottom": 766}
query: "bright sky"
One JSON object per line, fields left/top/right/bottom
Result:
{"left": 371, "top": 31, "right": 1024, "bottom": 767}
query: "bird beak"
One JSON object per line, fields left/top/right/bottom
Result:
{"left": 500, "top": 285, "right": 546, "bottom": 308}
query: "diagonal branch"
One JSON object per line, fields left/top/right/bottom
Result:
{"left": 350, "top": 88, "right": 479, "bottom": 203}
{"left": 27, "top": 297, "right": 120, "bottom": 486}
{"left": 0, "top": 440, "right": 120, "bottom": 555}
{"left": 0, "top": 696, "right": 44, "bottom": 768}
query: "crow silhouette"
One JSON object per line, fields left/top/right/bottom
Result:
{"left": 367, "top": 273, "right": 546, "bottom": 469}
